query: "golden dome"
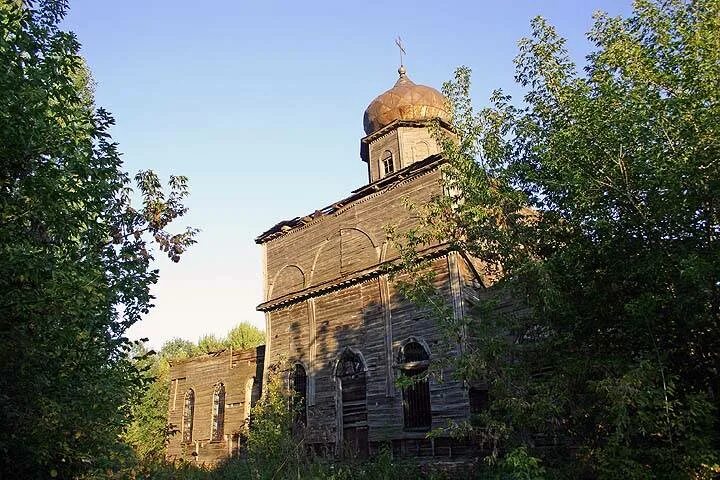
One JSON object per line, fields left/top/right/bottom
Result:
{"left": 363, "top": 66, "right": 450, "bottom": 135}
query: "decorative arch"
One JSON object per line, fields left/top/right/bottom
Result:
{"left": 309, "top": 236, "right": 341, "bottom": 286}
{"left": 340, "top": 228, "right": 378, "bottom": 276}
{"left": 332, "top": 347, "right": 368, "bottom": 378}
{"left": 268, "top": 264, "right": 305, "bottom": 300}
{"left": 182, "top": 388, "right": 195, "bottom": 443}
{"left": 397, "top": 336, "right": 432, "bottom": 364}
{"left": 210, "top": 382, "right": 226, "bottom": 442}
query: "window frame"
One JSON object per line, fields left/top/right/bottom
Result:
{"left": 210, "top": 382, "right": 226, "bottom": 442}
{"left": 182, "top": 389, "right": 195, "bottom": 444}
{"left": 291, "top": 363, "right": 308, "bottom": 426}
{"left": 397, "top": 340, "right": 432, "bottom": 431}
{"left": 380, "top": 150, "right": 394, "bottom": 177}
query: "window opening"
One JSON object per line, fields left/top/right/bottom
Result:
{"left": 398, "top": 341, "right": 431, "bottom": 430}
{"left": 292, "top": 364, "right": 308, "bottom": 425}
{"left": 211, "top": 383, "right": 225, "bottom": 442}
{"left": 469, "top": 386, "right": 489, "bottom": 414}
{"left": 381, "top": 151, "right": 394, "bottom": 176}
{"left": 336, "top": 348, "right": 368, "bottom": 457}
{"left": 182, "top": 389, "right": 195, "bottom": 443}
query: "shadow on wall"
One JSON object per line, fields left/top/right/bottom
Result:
{"left": 292, "top": 272, "right": 472, "bottom": 460}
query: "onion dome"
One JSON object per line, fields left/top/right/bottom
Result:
{"left": 363, "top": 66, "right": 450, "bottom": 135}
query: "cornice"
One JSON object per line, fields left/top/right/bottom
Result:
{"left": 256, "top": 244, "right": 451, "bottom": 312}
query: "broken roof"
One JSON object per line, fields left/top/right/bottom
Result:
{"left": 255, "top": 154, "right": 445, "bottom": 244}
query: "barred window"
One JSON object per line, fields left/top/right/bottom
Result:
{"left": 182, "top": 389, "right": 194, "bottom": 443}
{"left": 292, "top": 364, "right": 307, "bottom": 425}
{"left": 398, "top": 341, "right": 431, "bottom": 430}
{"left": 210, "top": 383, "right": 225, "bottom": 442}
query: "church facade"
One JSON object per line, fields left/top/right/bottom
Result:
{"left": 166, "top": 67, "right": 491, "bottom": 464}
{"left": 256, "top": 67, "right": 487, "bottom": 457}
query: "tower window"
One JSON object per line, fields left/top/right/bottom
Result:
{"left": 182, "top": 389, "right": 195, "bottom": 443}
{"left": 398, "top": 341, "right": 431, "bottom": 430}
{"left": 381, "top": 150, "right": 394, "bottom": 176}
{"left": 210, "top": 383, "right": 225, "bottom": 442}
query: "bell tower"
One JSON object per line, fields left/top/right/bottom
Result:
{"left": 360, "top": 66, "right": 453, "bottom": 183}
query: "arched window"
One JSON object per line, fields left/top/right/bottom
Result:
{"left": 291, "top": 363, "right": 307, "bottom": 425}
{"left": 398, "top": 341, "right": 431, "bottom": 430}
{"left": 334, "top": 348, "right": 368, "bottom": 456}
{"left": 337, "top": 348, "right": 365, "bottom": 378}
{"left": 210, "top": 383, "right": 225, "bottom": 442}
{"left": 381, "top": 150, "right": 394, "bottom": 176}
{"left": 182, "top": 389, "right": 195, "bottom": 443}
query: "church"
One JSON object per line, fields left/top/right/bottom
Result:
{"left": 255, "top": 64, "right": 491, "bottom": 456}
{"left": 167, "top": 66, "right": 492, "bottom": 464}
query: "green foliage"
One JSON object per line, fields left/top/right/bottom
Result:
{"left": 226, "top": 322, "right": 266, "bottom": 350}
{"left": 0, "top": 1, "right": 196, "bottom": 477}
{"left": 488, "top": 447, "right": 547, "bottom": 480}
{"left": 115, "top": 361, "right": 432, "bottom": 479}
{"left": 395, "top": 0, "right": 720, "bottom": 478}
{"left": 245, "top": 361, "right": 299, "bottom": 479}
{"left": 104, "top": 448, "right": 435, "bottom": 480}
{"left": 123, "top": 344, "right": 173, "bottom": 462}
{"left": 197, "top": 334, "right": 225, "bottom": 354}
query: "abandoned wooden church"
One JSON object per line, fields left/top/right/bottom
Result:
{"left": 167, "top": 66, "right": 493, "bottom": 464}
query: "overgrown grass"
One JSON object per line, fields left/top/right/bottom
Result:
{"left": 102, "top": 448, "right": 446, "bottom": 480}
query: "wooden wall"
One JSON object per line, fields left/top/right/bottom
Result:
{"left": 264, "top": 169, "right": 444, "bottom": 303}
{"left": 259, "top": 165, "right": 500, "bottom": 456}
{"left": 265, "top": 254, "right": 474, "bottom": 451}
{"left": 166, "top": 346, "right": 264, "bottom": 465}
{"left": 366, "top": 125, "right": 442, "bottom": 182}
{"left": 260, "top": 163, "right": 480, "bottom": 451}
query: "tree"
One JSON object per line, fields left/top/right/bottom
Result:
{"left": 399, "top": 0, "right": 720, "bottom": 478}
{"left": 0, "top": 1, "right": 196, "bottom": 477}
{"left": 123, "top": 343, "right": 174, "bottom": 462}
{"left": 226, "top": 321, "right": 265, "bottom": 350}
{"left": 197, "top": 333, "right": 225, "bottom": 354}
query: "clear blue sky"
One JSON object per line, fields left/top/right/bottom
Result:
{"left": 62, "top": 0, "right": 633, "bottom": 349}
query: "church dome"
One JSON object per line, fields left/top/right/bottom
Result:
{"left": 363, "top": 66, "right": 450, "bottom": 135}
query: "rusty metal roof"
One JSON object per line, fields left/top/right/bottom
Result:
{"left": 363, "top": 67, "right": 450, "bottom": 135}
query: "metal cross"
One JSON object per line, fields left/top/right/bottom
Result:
{"left": 395, "top": 36, "right": 406, "bottom": 67}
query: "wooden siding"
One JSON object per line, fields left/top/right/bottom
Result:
{"left": 260, "top": 166, "right": 477, "bottom": 452}
{"left": 263, "top": 169, "right": 444, "bottom": 303}
{"left": 264, "top": 255, "right": 470, "bottom": 448}
{"left": 166, "top": 346, "right": 264, "bottom": 465}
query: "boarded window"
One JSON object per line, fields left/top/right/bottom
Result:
{"left": 337, "top": 349, "right": 368, "bottom": 458}
{"left": 292, "top": 364, "right": 307, "bottom": 425}
{"left": 182, "top": 389, "right": 194, "bottom": 443}
{"left": 210, "top": 383, "right": 225, "bottom": 442}
{"left": 399, "top": 341, "right": 431, "bottom": 430}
